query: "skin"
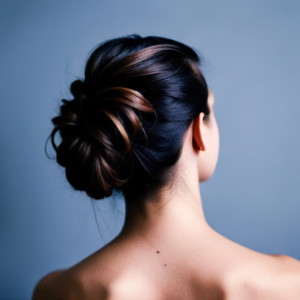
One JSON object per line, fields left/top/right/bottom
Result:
{"left": 33, "top": 89, "right": 300, "bottom": 300}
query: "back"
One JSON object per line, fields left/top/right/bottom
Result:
{"left": 32, "top": 230, "right": 300, "bottom": 300}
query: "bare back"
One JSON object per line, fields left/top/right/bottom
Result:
{"left": 32, "top": 228, "right": 300, "bottom": 300}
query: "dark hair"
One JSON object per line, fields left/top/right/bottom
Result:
{"left": 48, "top": 34, "right": 209, "bottom": 201}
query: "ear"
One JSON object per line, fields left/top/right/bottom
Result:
{"left": 192, "top": 112, "right": 206, "bottom": 151}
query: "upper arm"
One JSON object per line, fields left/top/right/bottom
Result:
{"left": 254, "top": 255, "right": 300, "bottom": 300}
{"left": 223, "top": 255, "right": 300, "bottom": 300}
{"left": 32, "top": 270, "right": 65, "bottom": 300}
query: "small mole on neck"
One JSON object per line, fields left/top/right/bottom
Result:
{"left": 157, "top": 251, "right": 160, "bottom": 253}
{"left": 164, "top": 264, "right": 167, "bottom": 266}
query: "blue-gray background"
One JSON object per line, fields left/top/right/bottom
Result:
{"left": 1, "top": 0, "right": 299, "bottom": 299}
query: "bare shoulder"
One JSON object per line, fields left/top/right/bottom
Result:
{"left": 32, "top": 270, "right": 67, "bottom": 300}
{"left": 222, "top": 253, "right": 300, "bottom": 300}
{"left": 32, "top": 266, "right": 157, "bottom": 300}
{"left": 32, "top": 268, "right": 108, "bottom": 300}
{"left": 31, "top": 239, "right": 154, "bottom": 300}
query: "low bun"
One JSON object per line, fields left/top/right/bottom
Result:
{"left": 50, "top": 80, "right": 155, "bottom": 200}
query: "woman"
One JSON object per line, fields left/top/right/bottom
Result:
{"left": 33, "top": 34, "right": 300, "bottom": 299}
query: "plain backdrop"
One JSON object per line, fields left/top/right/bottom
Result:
{"left": 0, "top": 0, "right": 299, "bottom": 299}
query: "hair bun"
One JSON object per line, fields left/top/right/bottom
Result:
{"left": 50, "top": 80, "right": 156, "bottom": 200}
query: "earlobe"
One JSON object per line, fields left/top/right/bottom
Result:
{"left": 192, "top": 112, "right": 206, "bottom": 151}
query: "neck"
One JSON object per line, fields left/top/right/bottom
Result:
{"left": 119, "top": 175, "right": 210, "bottom": 245}
{"left": 117, "top": 125, "right": 214, "bottom": 249}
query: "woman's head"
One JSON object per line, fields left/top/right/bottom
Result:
{"left": 49, "top": 34, "right": 216, "bottom": 202}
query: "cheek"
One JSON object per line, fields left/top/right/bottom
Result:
{"left": 214, "top": 122, "right": 220, "bottom": 157}
{"left": 211, "top": 118, "right": 220, "bottom": 165}
{"left": 201, "top": 119, "right": 219, "bottom": 181}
